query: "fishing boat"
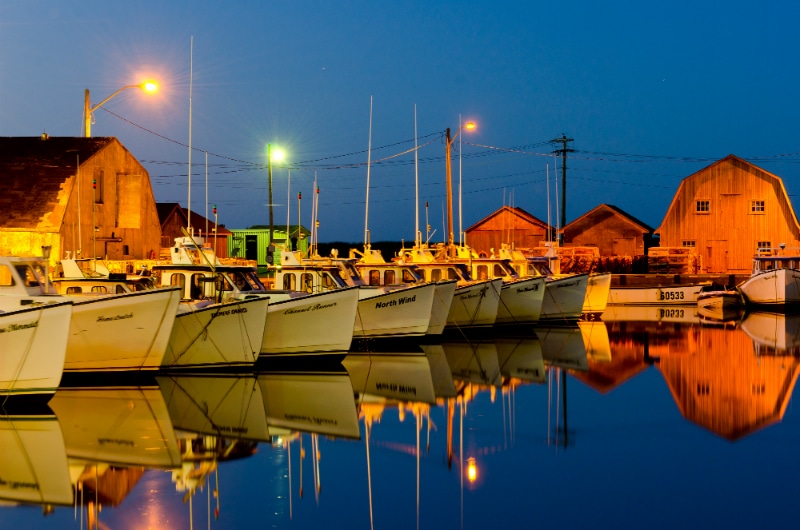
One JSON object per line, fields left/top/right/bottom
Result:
{"left": 275, "top": 250, "right": 437, "bottom": 338}
{"left": 0, "top": 301, "right": 72, "bottom": 402}
{"left": 0, "top": 255, "right": 181, "bottom": 372}
{"left": 738, "top": 246, "right": 800, "bottom": 308}
{"left": 348, "top": 246, "right": 457, "bottom": 335}
{"left": 493, "top": 245, "right": 590, "bottom": 320}
{"left": 154, "top": 236, "right": 356, "bottom": 357}
{"left": 608, "top": 282, "right": 708, "bottom": 306}
{"left": 696, "top": 288, "right": 744, "bottom": 322}
{"left": 396, "top": 246, "right": 502, "bottom": 328}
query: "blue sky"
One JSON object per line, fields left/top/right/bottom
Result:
{"left": 2, "top": 1, "right": 798, "bottom": 243}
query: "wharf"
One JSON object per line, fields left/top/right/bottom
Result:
{"left": 611, "top": 273, "right": 750, "bottom": 288}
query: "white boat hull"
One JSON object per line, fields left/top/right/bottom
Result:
{"left": 260, "top": 287, "right": 359, "bottom": 354}
{"left": 427, "top": 280, "right": 457, "bottom": 335}
{"left": 584, "top": 272, "right": 612, "bottom": 313}
{"left": 541, "top": 274, "right": 589, "bottom": 320}
{"left": 1, "top": 302, "right": 72, "bottom": 397}
{"left": 739, "top": 268, "right": 800, "bottom": 307}
{"left": 354, "top": 283, "right": 436, "bottom": 338}
{"left": 496, "top": 277, "right": 546, "bottom": 324}
{"left": 64, "top": 288, "right": 181, "bottom": 372}
{"left": 608, "top": 283, "right": 706, "bottom": 306}
{"left": 163, "top": 297, "right": 269, "bottom": 369}
{"left": 447, "top": 279, "right": 502, "bottom": 328}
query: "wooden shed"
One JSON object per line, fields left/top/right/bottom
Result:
{"left": 0, "top": 135, "right": 162, "bottom": 265}
{"left": 157, "top": 202, "right": 232, "bottom": 258}
{"left": 562, "top": 203, "right": 654, "bottom": 257}
{"left": 657, "top": 155, "right": 800, "bottom": 273}
{"left": 464, "top": 206, "right": 551, "bottom": 256}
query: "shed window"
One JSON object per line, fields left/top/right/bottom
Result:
{"left": 751, "top": 200, "right": 765, "bottom": 213}
{"left": 695, "top": 200, "right": 710, "bottom": 213}
{"left": 757, "top": 241, "right": 771, "bottom": 251}
{"left": 682, "top": 241, "right": 696, "bottom": 248}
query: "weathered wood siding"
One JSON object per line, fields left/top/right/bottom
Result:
{"left": 563, "top": 206, "right": 651, "bottom": 257}
{"left": 465, "top": 207, "right": 549, "bottom": 255}
{"left": 60, "top": 140, "right": 162, "bottom": 260}
{"left": 658, "top": 156, "right": 800, "bottom": 273}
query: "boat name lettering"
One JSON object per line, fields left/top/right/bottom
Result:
{"left": 284, "top": 413, "right": 338, "bottom": 426}
{"left": 658, "top": 290, "right": 685, "bottom": 301}
{"left": 375, "top": 382, "right": 417, "bottom": 396}
{"left": 460, "top": 287, "right": 488, "bottom": 300}
{"left": 659, "top": 308, "right": 685, "bottom": 318}
{"left": 212, "top": 307, "right": 249, "bottom": 318}
{"left": 0, "top": 321, "right": 38, "bottom": 333}
{"left": 376, "top": 294, "right": 416, "bottom": 309}
{"left": 98, "top": 438, "right": 135, "bottom": 447}
{"left": 556, "top": 281, "right": 578, "bottom": 288}
{"left": 210, "top": 422, "right": 249, "bottom": 435}
{"left": 284, "top": 302, "right": 337, "bottom": 315}
{"left": 516, "top": 285, "right": 539, "bottom": 293}
{"left": 0, "top": 478, "right": 39, "bottom": 491}
{"left": 97, "top": 313, "right": 133, "bottom": 322}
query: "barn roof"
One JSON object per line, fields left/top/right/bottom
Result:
{"left": 156, "top": 202, "right": 232, "bottom": 235}
{"left": 656, "top": 154, "right": 800, "bottom": 234}
{"left": 466, "top": 205, "right": 550, "bottom": 232}
{"left": 564, "top": 203, "right": 653, "bottom": 234}
{"left": 0, "top": 136, "right": 115, "bottom": 229}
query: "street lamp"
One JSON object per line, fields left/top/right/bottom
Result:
{"left": 267, "top": 144, "right": 286, "bottom": 256}
{"left": 445, "top": 121, "right": 476, "bottom": 253}
{"left": 83, "top": 81, "right": 158, "bottom": 137}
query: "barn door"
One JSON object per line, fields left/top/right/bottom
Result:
{"left": 612, "top": 237, "right": 636, "bottom": 257}
{"left": 705, "top": 240, "right": 729, "bottom": 273}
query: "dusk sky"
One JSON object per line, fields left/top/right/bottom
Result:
{"left": 2, "top": 1, "right": 798, "bottom": 244}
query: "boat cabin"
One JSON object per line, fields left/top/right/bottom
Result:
{"left": 751, "top": 247, "right": 800, "bottom": 273}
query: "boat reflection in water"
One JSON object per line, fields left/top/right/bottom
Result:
{"left": 0, "top": 409, "right": 72, "bottom": 508}
{"left": 7, "top": 306, "right": 800, "bottom": 528}
{"left": 740, "top": 311, "right": 800, "bottom": 353}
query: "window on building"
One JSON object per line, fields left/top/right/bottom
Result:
{"left": 751, "top": 200, "right": 765, "bottom": 213}
{"left": 94, "top": 170, "right": 104, "bottom": 204}
{"left": 757, "top": 241, "right": 771, "bottom": 251}
{"left": 123, "top": 245, "right": 130, "bottom": 256}
{"left": 682, "top": 241, "right": 696, "bottom": 247}
{"left": 695, "top": 200, "right": 710, "bottom": 213}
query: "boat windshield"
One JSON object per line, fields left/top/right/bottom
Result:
{"left": 323, "top": 269, "right": 348, "bottom": 289}
{"left": 15, "top": 262, "right": 47, "bottom": 288}
{"left": 227, "top": 270, "right": 264, "bottom": 292}
{"left": 529, "top": 259, "right": 554, "bottom": 276}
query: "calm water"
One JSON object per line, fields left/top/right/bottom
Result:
{"left": 3, "top": 307, "right": 800, "bottom": 529}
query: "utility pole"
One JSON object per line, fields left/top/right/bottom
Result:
{"left": 551, "top": 134, "right": 574, "bottom": 245}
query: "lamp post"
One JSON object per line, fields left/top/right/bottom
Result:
{"left": 83, "top": 81, "right": 157, "bottom": 137}
{"left": 266, "top": 144, "right": 286, "bottom": 259}
{"left": 444, "top": 121, "right": 476, "bottom": 253}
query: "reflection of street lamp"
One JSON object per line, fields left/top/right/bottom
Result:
{"left": 267, "top": 144, "right": 286, "bottom": 256}
{"left": 83, "top": 81, "right": 158, "bottom": 137}
{"left": 445, "top": 121, "right": 476, "bottom": 252}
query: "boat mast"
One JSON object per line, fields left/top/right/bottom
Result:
{"left": 187, "top": 35, "right": 193, "bottom": 234}
{"left": 364, "top": 96, "right": 373, "bottom": 248}
{"left": 414, "top": 105, "right": 420, "bottom": 247}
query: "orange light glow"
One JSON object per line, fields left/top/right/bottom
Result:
{"left": 466, "top": 457, "right": 477, "bottom": 483}
{"left": 464, "top": 121, "right": 477, "bottom": 131}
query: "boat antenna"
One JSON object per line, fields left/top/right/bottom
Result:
{"left": 286, "top": 169, "right": 291, "bottom": 250}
